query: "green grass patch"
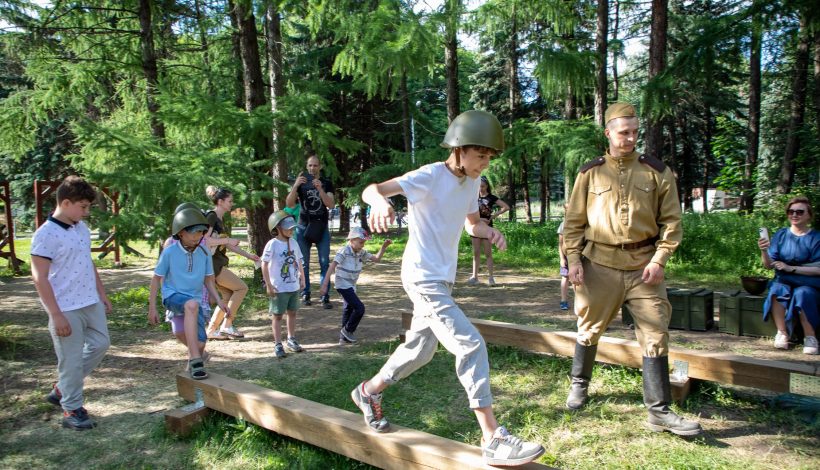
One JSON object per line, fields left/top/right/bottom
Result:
{"left": 177, "top": 341, "right": 817, "bottom": 469}
{"left": 108, "top": 285, "right": 169, "bottom": 332}
{"left": 0, "top": 323, "right": 28, "bottom": 361}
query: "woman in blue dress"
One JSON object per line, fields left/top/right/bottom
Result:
{"left": 758, "top": 196, "right": 819, "bottom": 355}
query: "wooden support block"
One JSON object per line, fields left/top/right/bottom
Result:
{"left": 670, "top": 378, "right": 695, "bottom": 406}
{"left": 176, "top": 373, "right": 553, "bottom": 470}
{"left": 165, "top": 405, "right": 210, "bottom": 437}
{"left": 402, "top": 313, "right": 819, "bottom": 395}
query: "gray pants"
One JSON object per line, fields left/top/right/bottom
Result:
{"left": 48, "top": 302, "right": 110, "bottom": 411}
{"left": 379, "top": 281, "right": 493, "bottom": 408}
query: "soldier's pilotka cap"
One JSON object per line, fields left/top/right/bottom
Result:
{"left": 604, "top": 102, "right": 637, "bottom": 124}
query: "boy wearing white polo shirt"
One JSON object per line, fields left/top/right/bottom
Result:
{"left": 319, "top": 227, "right": 391, "bottom": 344}
{"left": 350, "top": 111, "right": 544, "bottom": 467}
{"left": 31, "top": 176, "right": 112, "bottom": 431}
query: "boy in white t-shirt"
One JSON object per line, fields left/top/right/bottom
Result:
{"left": 351, "top": 111, "right": 545, "bottom": 467}
{"left": 261, "top": 211, "right": 305, "bottom": 358}
{"left": 31, "top": 176, "right": 112, "bottom": 431}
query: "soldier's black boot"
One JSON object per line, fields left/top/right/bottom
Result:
{"left": 642, "top": 356, "right": 702, "bottom": 436}
{"left": 565, "top": 343, "right": 597, "bottom": 410}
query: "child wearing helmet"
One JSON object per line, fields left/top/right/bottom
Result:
{"left": 261, "top": 210, "right": 306, "bottom": 358}
{"left": 319, "top": 227, "right": 392, "bottom": 345}
{"left": 350, "top": 110, "right": 544, "bottom": 466}
{"left": 160, "top": 203, "right": 241, "bottom": 361}
{"left": 148, "top": 208, "right": 229, "bottom": 380}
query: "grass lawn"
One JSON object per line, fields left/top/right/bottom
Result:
{"left": 179, "top": 341, "right": 818, "bottom": 469}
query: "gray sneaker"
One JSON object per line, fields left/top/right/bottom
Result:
{"left": 481, "top": 426, "right": 544, "bottom": 467}
{"left": 285, "top": 337, "right": 303, "bottom": 353}
{"left": 274, "top": 342, "right": 286, "bottom": 358}
{"left": 340, "top": 327, "right": 357, "bottom": 343}
{"left": 62, "top": 407, "right": 96, "bottom": 431}
{"left": 350, "top": 382, "right": 389, "bottom": 432}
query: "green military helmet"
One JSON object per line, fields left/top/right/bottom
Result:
{"left": 440, "top": 110, "right": 505, "bottom": 152}
{"left": 174, "top": 202, "right": 200, "bottom": 215}
{"left": 267, "top": 210, "right": 297, "bottom": 233}
{"left": 172, "top": 208, "right": 209, "bottom": 236}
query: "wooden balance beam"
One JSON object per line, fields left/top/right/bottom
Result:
{"left": 401, "top": 313, "right": 819, "bottom": 397}
{"left": 171, "top": 373, "right": 553, "bottom": 470}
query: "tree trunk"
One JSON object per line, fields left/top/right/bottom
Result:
{"left": 509, "top": 6, "right": 531, "bottom": 223}
{"left": 645, "top": 0, "right": 668, "bottom": 160}
{"left": 702, "top": 107, "right": 713, "bottom": 213}
{"left": 612, "top": 0, "right": 620, "bottom": 101}
{"left": 507, "top": 166, "right": 516, "bottom": 222}
{"left": 814, "top": 31, "right": 820, "bottom": 142}
{"left": 679, "top": 113, "right": 694, "bottom": 211}
{"left": 444, "top": 31, "right": 459, "bottom": 122}
{"left": 778, "top": 18, "right": 809, "bottom": 194}
{"left": 521, "top": 162, "right": 532, "bottom": 222}
{"left": 137, "top": 0, "right": 165, "bottom": 142}
{"left": 539, "top": 153, "right": 547, "bottom": 223}
{"left": 564, "top": 89, "right": 577, "bottom": 120}
{"left": 401, "top": 71, "right": 411, "bottom": 154}
{"left": 814, "top": 31, "right": 820, "bottom": 143}
{"left": 234, "top": 0, "right": 273, "bottom": 255}
{"left": 193, "top": 0, "right": 213, "bottom": 93}
{"left": 266, "top": 3, "right": 287, "bottom": 211}
{"left": 594, "top": 0, "right": 609, "bottom": 127}
{"left": 741, "top": 11, "right": 762, "bottom": 212}
{"left": 227, "top": 0, "right": 244, "bottom": 109}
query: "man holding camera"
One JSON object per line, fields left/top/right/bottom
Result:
{"left": 286, "top": 155, "right": 336, "bottom": 309}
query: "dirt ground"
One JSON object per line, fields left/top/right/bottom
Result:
{"left": 0, "top": 259, "right": 817, "bottom": 468}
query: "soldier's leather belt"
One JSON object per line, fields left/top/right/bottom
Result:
{"left": 599, "top": 235, "right": 659, "bottom": 250}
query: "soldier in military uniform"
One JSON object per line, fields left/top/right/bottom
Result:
{"left": 562, "top": 102, "right": 702, "bottom": 436}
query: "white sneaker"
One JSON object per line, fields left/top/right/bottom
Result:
{"left": 481, "top": 426, "right": 545, "bottom": 467}
{"left": 774, "top": 332, "right": 790, "bottom": 350}
{"left": 467, "top": 277, "right": 478, "bottom": 286}
{"left": 488, "top": 276, "right": 497, "bottom": 287}
{"left": 803, "top": 336, "right": 818, "bottom": 355}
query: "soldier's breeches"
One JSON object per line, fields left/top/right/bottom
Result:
{"left": 574, "top": 258, "right": 671, "bottom": 357}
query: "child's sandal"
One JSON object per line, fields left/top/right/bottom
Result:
{"left": 189, "top": 359, "right": 208, "bottom": 380}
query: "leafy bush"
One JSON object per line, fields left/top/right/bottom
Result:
{"left": 452, "top": 211, "right": 792, "bottom": 287}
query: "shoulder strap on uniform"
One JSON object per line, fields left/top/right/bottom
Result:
{"left": 579, "top": 156, "right": 606, "bottom": 174}
{"left": 638, "top": 154, "right": 667, "bottom": 172}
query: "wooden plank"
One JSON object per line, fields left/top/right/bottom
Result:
{"left": 176, "top": 373, "right": 552, "bottom": 470}
{"left": 401, "top": 313, "right": 819, "bottom": 395}
{"left": 165, "top": 406, "right": 210, "bottom": 437}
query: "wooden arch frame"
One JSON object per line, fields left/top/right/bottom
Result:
{"left": 0, "top": 181, "right": 23, "bottom": 273}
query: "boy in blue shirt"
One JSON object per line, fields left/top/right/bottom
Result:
{"left": 148, "top": 208, "right": 229, "bottom": 379}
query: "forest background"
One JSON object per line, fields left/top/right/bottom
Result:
{"left": 0, "top": 0, "right": 819, "bottom": 258}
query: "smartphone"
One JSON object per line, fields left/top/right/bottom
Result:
{"left": 759, "top": 227, "right": 769, "bottom": 241}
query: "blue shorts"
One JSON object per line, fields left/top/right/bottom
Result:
{"left": 163, "top": 293, "right": 208, "bottom": 343}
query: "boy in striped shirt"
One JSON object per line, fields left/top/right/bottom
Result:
{"left": 319, "top": 227, "right": 391, "bottom": 344}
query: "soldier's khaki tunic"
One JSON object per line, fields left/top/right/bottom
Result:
{"left": 564, "top": 150, "right": 682, "bottom": 357}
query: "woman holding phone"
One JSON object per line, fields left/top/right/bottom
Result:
{"left": 758, "top": 196, "right": 819, "bottom": 355}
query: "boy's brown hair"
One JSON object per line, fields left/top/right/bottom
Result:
{"left": 56, "top": 176, "right": 97, "bottom": 204}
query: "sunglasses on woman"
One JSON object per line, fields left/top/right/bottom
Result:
{"left": 787, "top": 209, "right": 805, "bottom": 216}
